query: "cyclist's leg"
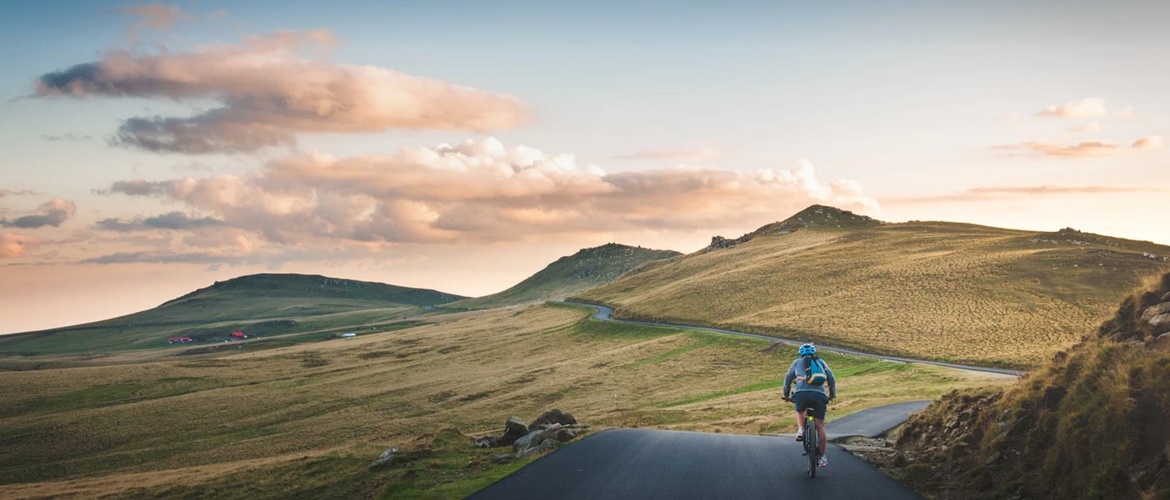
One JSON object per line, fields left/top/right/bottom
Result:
{"left": 792, "top": 393, "right": 810, "bottom": 439}
{"left": 805, "top": 393, "right": 829, "bottom": 455}
{"left": 814, "top": 418, "right": 827, "bottom": 455}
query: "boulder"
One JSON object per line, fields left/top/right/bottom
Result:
{"left": 499, "top": 416, "right": 529, "bottom": 446}
{"left": 518, "top": 438, "right": 557, "bottom": 458}
{"left": 368, "top": 447, "right": 397, "bottom": 471}
{"left": 530, "top": 409, "right": 577, "bottom": 429}
{"left": 473, "top": 436, "right": 499, "bottom": 448}
{"left": 1141, "top": 303, "right": 1170, "bottom": 322}
{"left": 513, "top": 425, "right": 561, "bottom": 452}
{"left": 554, "top": 428, "right": 579, "bottom": 442}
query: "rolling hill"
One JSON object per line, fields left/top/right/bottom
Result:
{"left": 448, "top": 243, "right": 681, "bottom": 310}
{"left": 574, "top": 205, "right": 1170, "bottom": 367}
{"left": 0, "top": 273, "right": 466, "bottom": 355}
{"left": 887, "top": 272, "right": 1170, "bottom": 499}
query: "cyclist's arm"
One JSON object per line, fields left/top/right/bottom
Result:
{"left": 782, "top": 361, "right": 796, "bottom": 399}
{"left": 825, "top": 362, "right": 837, "bottom": 400}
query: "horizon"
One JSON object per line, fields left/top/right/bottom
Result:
{"left": 3, "top": 0, "right": 1169, "bottom": 334}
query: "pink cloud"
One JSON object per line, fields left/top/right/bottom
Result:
{"left": 0, "top": 234, "right": 47, "bottom": 258}
{"left": 0, "top": 198, "right": 76, "bottom": 229}
{"left": 1069, "top": 122, "right": 1101, "bottom": 134}
{"left": 117, "top": 3, "right": 192, "bottom": 30}
{"left": 1131, "top": 135, "right": 1164, "bottom": 150}
{"left": 995, "top": 136, "right": 1162, "bottom": 159}
{"left": 97, "top": 138, "right": 877, "bottom": 249}
{"left": 1035, "top": 98, "right": 1109, "bottom": 118}
{"left": 36, "top": 31, "right": 528, "bottom": 154}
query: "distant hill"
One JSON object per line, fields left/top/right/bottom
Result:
{"left": 450, "top": 243, "right": 682, "bottom": 310}
{"left": 574, "top": 205, "right": 1170, "bottom": 367}
{"left": 888, "top": 273, "right": 1170, "bottom": 499}
{"left": 0, "top": 274, "right": 465, "bottom": 355}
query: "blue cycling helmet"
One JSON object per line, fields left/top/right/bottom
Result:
{"left": 798, "top": 343, "right": 816, "bottom": 356}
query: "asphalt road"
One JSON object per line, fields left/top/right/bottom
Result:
{"left": 823, "top": 400, "right": 930, "bottom": 440}
{"left": 468, "top": 426, "right": 922, "bottom": 500}
{"left": 565, "top": 302, "right": 1023, "bottom": 377}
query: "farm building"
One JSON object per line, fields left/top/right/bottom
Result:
{"left": 167, "top": 336, "right": 194, "bottom": 343}
{"left": 231, "top": 331, "right": 246, "bottom": 339}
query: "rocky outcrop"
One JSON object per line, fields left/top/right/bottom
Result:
{"left": 871, "top": 273, "right": 1170, "bottom": 500}
{"left": 500, "top": 416, "right": 529, "bottom": 446}
{"left": 473, "top": 409, "right": 589, "bottom": 460}
{"left": 706, "top": 236, "right": 741, "bottom": 252}
{"left": 368, "top": 447, "right": 398, "bottom": 471}
{"left": 530, "top": 409, "right": 577, "bottom": 428}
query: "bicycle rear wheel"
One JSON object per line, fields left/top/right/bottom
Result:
{"left": 805, "top": 419, "right": 817, "bottom": 478}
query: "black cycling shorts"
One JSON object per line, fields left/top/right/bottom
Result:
{"left": 792, "top": 391, "right": 829, "bottom": 420}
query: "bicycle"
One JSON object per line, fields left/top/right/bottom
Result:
{"left": 801, "top": 410, "right": 820, "bottom": 478}
{"left": 784, "top": 397, "right": 824, "bottom": 478}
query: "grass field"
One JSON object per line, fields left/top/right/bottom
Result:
{"left": 0, "top": 304, "right": 1010, "bottom": 499}
{"left": 575, "top": 221, "right": 1170, "bottom": 367}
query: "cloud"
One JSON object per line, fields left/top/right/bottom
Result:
{"left": 1069, "top": 122, "right": 1101, "bottom": 134}
{"left": 0, "top": 198, "right": 76, "bottom": 229}
{"left": 0, "top": 189, "right": 38, "bottom": 197}
{"left": 994, "top": 136, "right": 1162, "bottom": 158}
{"left": 615, "top": 147, "right": 722, "bottom": 161}
{"left": 35, "top": 30, "right": 528, "bottom": 154}
{"left": 94, "top": 211, "right": 224, "bottom": 232}
{"left": 96, "top": 137, "right": 877, "bottom": 247}
{"left": 0, "top": 234, "right": 48, "bottom": 258}
{"left": 96, "top": 180, "right": 174, "bottom": 196}
{"left": 1035, "top": 98, "right": 1109, "bottom": 118}
{"left": 886, "top": 184, "right": 1165, "bottom": 205}
{"left": 40, "top": 133, "right": 92, "bottom": 142}
{"left": 1131, "top": 135, "right": 1164, "bottom": 150}
{"left": 116, "top": 3, "right": 192, "bottom": 30}
{"left": 81, "top": 250, "right": 239, "bottom": 265}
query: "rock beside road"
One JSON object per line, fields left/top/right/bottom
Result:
{"left": 475, "top": 409, "right": 589, "bottom": 459}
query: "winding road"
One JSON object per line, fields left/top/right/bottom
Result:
{"left": 469, "top": 302, "right": 1006, "bottom": 499}
{"left": 469, "top": 426, "right": 922, "bottom": 500}
{"left": 565, "top": 302, "right": 1023, "bottom": 377}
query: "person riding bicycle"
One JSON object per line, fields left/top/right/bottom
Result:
{"left": 783, "top": 343, "right": 836, "bottom": 467}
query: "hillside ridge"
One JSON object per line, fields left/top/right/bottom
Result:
{"left": 577, "top": 205, "right": 1170, "bottom": 367}
{"left": 162, "top": 273, "right": 465, "bottom": 308}
{"left": 451, "top": 243, "right": 681, "bottom": 309}
{"left": 707, "top": 204, "right": 883, "bottom": 251}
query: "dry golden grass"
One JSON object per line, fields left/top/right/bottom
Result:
{"left": 576, "top": 223, "right": 1170, "bottom": 367}
{"left": 0, "top": 304, "right": 1010, "bottom": 498}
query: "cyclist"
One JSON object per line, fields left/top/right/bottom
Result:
{"left": 782, "top": 343, "right": 836, "bottom": 467}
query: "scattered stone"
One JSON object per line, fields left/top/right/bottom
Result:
{"left": 530, "top": 409, "right": 577, "bottom": 429}
{"left": 368, "top": 447, "right": 397, "bottom": 471}
{"left": 492, "top": 453, "right": 515, "bottom": 464}
{"left": 473, "top": 436, "right": 499, "bottom": 448}
{"left": 1141, "top": 302, "right": 1170, "bottom": 322}
{"left": 518, "top": 438, "right": 557, "bottom": 458}
{"left": 499, "top": 416, "right": 529, "bottom": 446}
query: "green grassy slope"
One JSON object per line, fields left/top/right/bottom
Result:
{"left": 449, "top": 243, "right": 681, "bottom": 309}
{"left": 0, "top": 303, "right": 1008, "bottom": 499}
{"left": 575, "top": 206, "right": 1170, "bottom": 367}
{"left": 0, "top": 274, "right": 465, "bottom": 356}
{"left": 889, "top": 273, "right": 1170, "bottom": 499}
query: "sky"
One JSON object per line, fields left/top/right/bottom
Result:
{"left": 1, "top": 0, "right": 1168, "bottom": 334}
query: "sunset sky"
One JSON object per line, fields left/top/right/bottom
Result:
{"left": 2, "top": 0, "right": 1168, "bottom": 334}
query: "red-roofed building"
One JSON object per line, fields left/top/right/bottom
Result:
{"left": 231, "top": 331, "right": 246, "bottom": 339}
